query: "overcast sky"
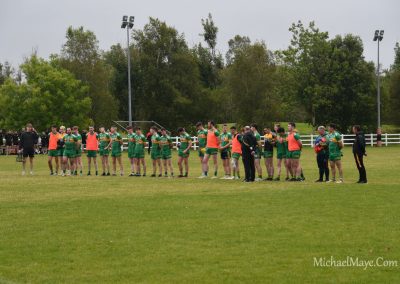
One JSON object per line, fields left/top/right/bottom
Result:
{"left": 1, "top": 0, "right": 399, "bottom": 69}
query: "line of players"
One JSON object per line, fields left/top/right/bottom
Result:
{"left": 46, "top": 121, "right": 344, "bottom": 182}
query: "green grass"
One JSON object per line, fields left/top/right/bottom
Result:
{"left": 1, "top": 147, "right": 399, "bottom": 283}
{"left": 381, "top": 124, "right": 400, "bottom": 134}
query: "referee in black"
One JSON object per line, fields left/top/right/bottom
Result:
{"left": 352, "top": 125, "right": 367, "bottom": 183}
{"left": 238, "top": 126, "right": 258, "bottom": 182}
{"left": 19, "top": 123, "right": 38, "bottom": 175}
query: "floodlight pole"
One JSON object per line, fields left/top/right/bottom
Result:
{"left": 377, "top": 38, "right": 381, "bottom": 130}
{"left": 126, "top": 27, "right": 132, "bottom": 127}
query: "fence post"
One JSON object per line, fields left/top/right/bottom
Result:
{"left": 193, "top": 136, "right": 197, "bottom": 150}
{"left": 310, "top": 134, "right": 313, "bottom": 148}
{"left": 385, "top": 133, "right": 388, "bottom": 146}
{"left": 370, "top": 133, "right": 373, "bottom": 147}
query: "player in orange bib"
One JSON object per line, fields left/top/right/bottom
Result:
{"left": 47, "top": 125, "right": 60, "bottom": 175}
{"left": 202, "top": 121, "right": 220, "bottom": 178}
{"left": 86, "top": 126, "right": 99, "bottom": 176}
{"left": 230, "top": 126, "right": 242, "bottom": 180}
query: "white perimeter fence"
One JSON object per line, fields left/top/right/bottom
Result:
{"left": 118, "top": 133, "right": 400, "bottom": 150}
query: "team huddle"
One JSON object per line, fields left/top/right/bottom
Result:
{"left": 18, "top": 120, "right": 367, "bottom": 183}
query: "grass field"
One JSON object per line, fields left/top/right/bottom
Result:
{"left": 1, "top": 147, "right": 400, "bottom": 283}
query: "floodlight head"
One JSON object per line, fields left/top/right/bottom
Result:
{"left": 128, "top": 16, "right": 135, "bottom": 28}
{"left": 373, "top": 30, "right": 379, "bottom": 41}
{"left": 121, "top": 15, "right": 128, "bottom": 28}
{"left": 379, "top": 30, "right": 384, "bottom": 41}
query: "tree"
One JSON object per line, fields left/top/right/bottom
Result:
{"left": 200, "top": 13, "right": 218, "bottom": 57}
{"left": 0, "top": 56, "right": 91, "bottom": 131}
{"left": 131, "top": 17, "right": 206, "bottom": 128}
{"left": 280, "top": 21, "right": 376, "bottom": 132}
{"left": 56, "top": 26, "right": 118, "bottom": 127}
{"left": 388, "top": 42, "right": 400, "bottom": 124}
{"left": 226, "top": 35, "right": 251, "bottom": 65}
{"left": 221, "top": 39, "right": 278, "bottom": 125}
{"left": 0, "top": 62, "right": 14, "bottom": 85}
{"left": 104, "top": 43, "right": 130, "bottom": 120}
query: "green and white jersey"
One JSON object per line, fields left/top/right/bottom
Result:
{"left": 276, "top": 134, "right": 288, "bottom": 155}
{"left": 151, "top": 133, "right": 161, "bottom": 153}
{"left": 75, "top": 133, "right": 82, "bottom": 150}
{"left": 63, "top": 134, "right": 78, "bottom": 151}
{"left": 328, "top": 131, "right": 342, "bottom": 155}
{"left": 220, "top": 132, "right": 232, "bottom": 151}
{"left": 127, "top": 133, "right": 136, "bottom": 150}
{"left": 110, "top": 132, "right": 122, "bottom": 152}
{"left": 179, "top": 132, "right": 192, "bottom": 151}
{"left": 197, "top": 129, "right": 208, "bottom": 148}
{"left": 134, "top": 134, "right": 146, "bottom": 153}
{"left": 160, "top": 135, "right": 172, "bottom": 155}
{"left": 99, "top": 132, "right": 111, "bottom": 150}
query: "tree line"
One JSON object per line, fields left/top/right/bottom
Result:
{"left": 0, "top": 15, "right": 399, "bottom": 133}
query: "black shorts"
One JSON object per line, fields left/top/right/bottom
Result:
{"left": 220, "top": 151, "right": 231, "bottom": 160}
{"left": 23, "top": 147, "right": 35, "bottom": 158}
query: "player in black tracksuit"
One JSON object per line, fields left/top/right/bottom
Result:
{"left": 352, "top": 125, "right": 367, "bottom": 183}
{"left": 238, "top": 126, "right": 258, "bottom": 182}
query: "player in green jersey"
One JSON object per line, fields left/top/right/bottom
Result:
{"left": 327, "top": 123, "right": 344, "bottom": 183}
{"left": 219, "top": 124, "right": 233, "bottom": 179}
{"left": 150, "top": 126, "right": 162, "bottom": 177}
{"left": 98, "top": 127, "right": 111, "bottom": 176}
{"left": 134, "top": 127, "right": 147, "bottom": 176}
{"left": 72, "top": 126, "right": 83, "bottom": 176}
{"left": 58, "top": 126, "right": 66, "bottom": 175}
{"left": 275, "top": 127, "right": 290, "bottom": 181}
{"left": 196, "top": 122, "right": 208, "bottom": 178}
{"left": 263, "top": 127, "right": 276, "bottom": 180}
{"left": 160, "top": 128, "right": 174, "bottom": 177}
{"left": 109, "top": 126, "right": 124, "bottom": 176}
{"left": 250, "top": 124, "right": 263, "bottom": 181}
{"left": 177, "top": 127, "right": 192, "bottom": 177}
{"left": 62, "top": 127, "right": 78, "bottom": 176}
{"left": 127, "top": 126, "right": 136, "bottom": 176}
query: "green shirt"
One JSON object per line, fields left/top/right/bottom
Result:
{"left": 160, "top": 135, "right": 172, "bottom": 155}
{"left": 179, "top": 132, "right": 192, "bottom": 151}
{"left": 276, "top": 134, "right": 288, "bottom": 155}
{"left": 254, "top": 131, "right": 262, "bottom": 152}
{"left": 63, "top": 134, "right": 78, "bottom": 151}
{"left": 220, "top": 132, "right": 232, "bottom": 151}
{"left": 110, "top": 132, "right": 122, "bottom": 152}
{"left": 134, "top": 134, "right": 146, "bottom": 153}
{"left": 197, "top": 129, "right": 208, "bottom": 148}
{"left": 151, "top": 133, "right": 161, "bottom": 153}
{"left": 127, "top": 133, "right": 136, "bottom": 150}
{"left": 328, "top": 131, "right": 342, "bottom": 155}
{"left": 99, "top": 132, "right": 111, "bottom": 150}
